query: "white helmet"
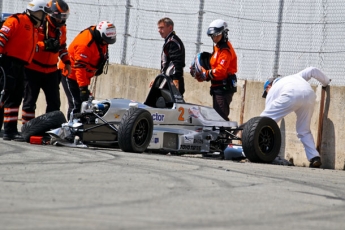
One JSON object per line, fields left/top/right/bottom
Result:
{"left": 207, "top": 19, "right": 228, "bottom": 37}
{"left": 26, "top": 0, "right": 52, "bottom": 27}
{"left": 26, "top": 0, "right": 52, "bottom": 14}
{"left": 96, "top": 21, "right": 117, "bottom": 44}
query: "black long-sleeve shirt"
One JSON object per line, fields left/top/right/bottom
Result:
{"left": 161, "top": 31, "right": 185, "bottom": 95}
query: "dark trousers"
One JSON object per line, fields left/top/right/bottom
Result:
{"left": 212, "top": 93, "right": 234, "bottom": 121}
{"left": 61, "top": 76, "right": 82, "bottom": 120}
{"left": 0, "top": 107, "right": 3, "bottom": 131}
{"left": 0, "top": 58, "right": 25, "bottom": 133}
{"left": 22, "top": 68, "right": 61, "bottom": 119}
{"left": 178, "top": 76, "right": 185, "bottom": 96}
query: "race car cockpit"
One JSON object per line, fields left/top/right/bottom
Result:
{"left": 144, "top": 74, "right": 185, "bottom": 109}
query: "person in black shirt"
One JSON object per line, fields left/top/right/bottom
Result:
{"left": 150, "top": 17, "right": 185, "bottom": 96}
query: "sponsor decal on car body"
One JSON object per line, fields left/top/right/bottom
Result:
{"left": 152, "top": 113, "right": 165, "bottom": 122}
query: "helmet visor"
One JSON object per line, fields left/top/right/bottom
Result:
{"left": 49, "top": 11, "right": 69, "bottom": 20}
{"left": 102, "top": 26, "right": 117, "bottom": 44}
{"left": 43, "top": 6, "right": 52, "bottom": 14}
{"left": 207, "top": 26, "right": 224, "bottom": 37}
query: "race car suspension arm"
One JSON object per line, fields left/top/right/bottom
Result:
{"left": 224, "top": 129, "right": 242, "bottom": 141}
{"left": 214, "top": 126, "right": 243, "bottom": 141}
{"left": 82, "top": 110, "right": 118, "bottom": 133}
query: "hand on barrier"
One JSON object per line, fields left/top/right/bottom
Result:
{"left": 322, "top": 79, "right": 332, "bottom": 90}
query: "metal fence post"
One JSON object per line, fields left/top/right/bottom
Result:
{"left": 196, "top": 0, "right": 205, "bottom": 54}
{"left": 0, "top": 1, "right": 2, "bottom": 16}
{"left": 121, "top": 0, "right": 132, "bottom": 65}
{"left": 273, "top": 0, "right": 284, "bottom": 77}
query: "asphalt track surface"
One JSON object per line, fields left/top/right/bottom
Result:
{"left": 0, "top": 135, "right": 345, "bottom": 230}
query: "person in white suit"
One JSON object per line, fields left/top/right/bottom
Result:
{"left": 261, "top": 67, "right": 331, "bottom": 168}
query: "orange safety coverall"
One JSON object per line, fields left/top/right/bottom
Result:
{"left": 209, "top": 41, "right": 237, "bottom": 87}
{"left": 26, "top": 20, "right": 70, "bottom": 73}
{"left": 59, "top": 26, "right": 108, "bottom": 87}
{"left": 0, "top": 13, "right": 38, "bottom": 135}
{"left": 0, "top": 13, "right": 38, "bottom": 64}
{"left": 22, "top": 19, "right": 71, "bottom": 124}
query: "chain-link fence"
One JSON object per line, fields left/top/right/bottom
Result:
{"left": 2, "top": 0, "right": 345, "bottom": 85}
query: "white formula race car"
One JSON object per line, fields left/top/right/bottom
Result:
{"left": 21, "top": 74, "right": 281, "bottom": 163}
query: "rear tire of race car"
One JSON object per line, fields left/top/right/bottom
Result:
{"left": 242, "top": 116, "right": 281, "bottom": 163}
{"left": 21, "top": 110, "right": 67, "bottom": 143}
{"left": 118, "top": 108, "right": 153, "bottom": 153}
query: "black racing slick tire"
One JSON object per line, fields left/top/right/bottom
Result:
{"left": 242, "top": 116, "right": 281, "bottom": 163}
{"left": 118, "top": 108, "right": 153, "bottom": 153}
{"left": 21, "top": 110, "right": 67, "bottom": 142}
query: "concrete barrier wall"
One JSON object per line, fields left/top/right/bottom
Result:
{"left": 34, "top": 64, "right": 344, "bottom": 170}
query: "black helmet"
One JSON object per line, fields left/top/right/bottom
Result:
{"left": 47, "top": 0, "right": 69, "bottom": 27}
{"left": 190, "top": 52, "right": 211, "bottom": 78}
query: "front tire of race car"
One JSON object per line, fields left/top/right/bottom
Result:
{"left": 118, "top": 108, "right": 153, "bottom": 153}
{"left": 21, "top": 110, "right": 67, "bottom": 143}
{"left": 242, "top": 116, "right": 281, "bottom": 163}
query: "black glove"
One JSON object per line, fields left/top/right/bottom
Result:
{"left": 79, "top": 87, "right": 90, "bottom": 102}
{"left": 44, "top": 38, "right": 60, "bottom": 53}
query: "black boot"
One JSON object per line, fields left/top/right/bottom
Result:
{"left": 309, "top": 156, "right": 322, "bottom": 168}
{"left": 3, "top": 132, "right": 24, "bottom": 142}
{"left": 3, "top": 121, "right": 24, "bottom": 142}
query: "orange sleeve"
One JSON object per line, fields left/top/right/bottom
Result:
{"left": 0, "top": 16, "right": 19, "bottom": 53}
{"left": 228, "top": 42, "right": 237, "bottom": 74}
{"left": 73, "top": 44, "right": 91, "bottom": 87}
{"left": 59, "top": 26, "right": 70, "bottom": 64}
{"left": 35, "top": 27, "right": 46, "bottom": 52}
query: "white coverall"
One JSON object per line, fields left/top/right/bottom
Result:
{"left": 260, "top": 67, "right": 331, "bottom": 161}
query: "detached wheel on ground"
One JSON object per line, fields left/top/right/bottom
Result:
{"left": 242, "top": 116, "right": 281, "bottom": 163}
{"left": 118, "top": 108, "right": 153, "bottom": 153}
{"left": 21, "top": 110, "right": 67, "bottom": 142}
